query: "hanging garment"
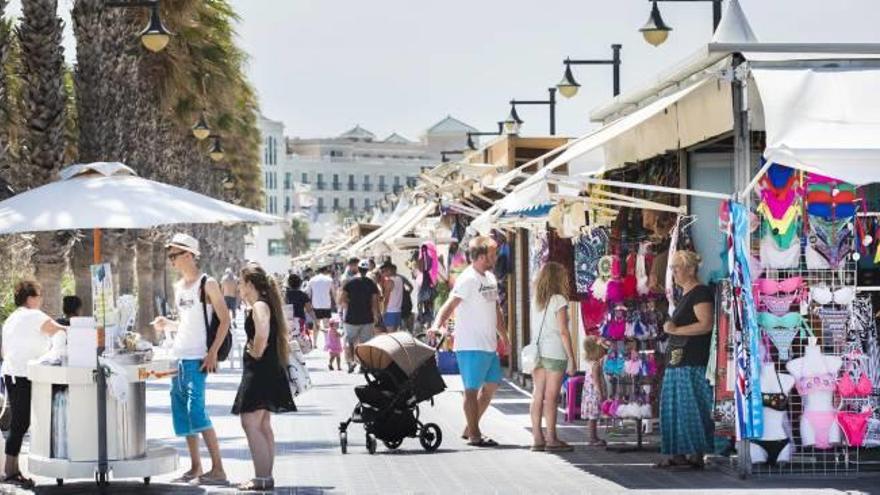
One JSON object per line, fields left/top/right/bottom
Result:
{"left": 806, "top": 216, "right": 854, "bottom": 269}
{"left": 849, "top": 296, "right": 880, "bottom": 389}
{"left": 760, "top": 235, "right": 801, "bottom": 269}
{"left": 816, "top": 307, "right": 850, "bottom": 350}
{"left": 529, "top": 230, "right": 549, "bottom": 277}
{"left": 574, "top": 228, "right": 609, "bottom": 295}
{"left": 731, "top": 201, "right": 764, "bottom": 439}
{"left": 665, "top": 215, "right": 686, "bottom": 317}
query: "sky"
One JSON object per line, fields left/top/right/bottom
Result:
{"left": 6, "top": 0, "right": 880, "bottom": 141}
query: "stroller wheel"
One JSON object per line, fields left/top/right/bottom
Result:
{"left": 419, "top": 423, "right": 442, "bottom": 452}
{"left": 339, "top": 431, "right": 348, "bottom": 454}
{"left": 366, "top": 433, "right": 377, "bottom": 455}
{"left": 383, "top": 438, "right": 403, "bottom": 450}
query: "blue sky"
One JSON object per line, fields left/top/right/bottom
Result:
{"left": 8, "top": 0, "right": 880, "bottom": 141}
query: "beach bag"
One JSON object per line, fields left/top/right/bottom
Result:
{"left": 437, "top": 350, "right": 459, "bottom": 374}
{"left": 286, "top": 340, "right": 312, "bottom": 397}
{"left": 521, "top": 303, "right": 549, "bottom": 374}
{"left": 200, "top": 275, "right": 232, "bottom": 361}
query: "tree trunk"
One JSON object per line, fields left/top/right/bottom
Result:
{"left": 151, "top": 239, "right": 169, "bottom": 315}
{"left": 116, "top": 231, "right": 136, "bottom": 295}
{"left": 70, "top": 233, "right": 93, "bottom": 315}
{"left": 135, "top": 235, "right": 155, "bottom": 341}
{"left": 33, "top": 232, "right": 66, "bottom": 317}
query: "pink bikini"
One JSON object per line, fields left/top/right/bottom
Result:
{"left": 796, "top": 369, "right": 838, "bottom": 449}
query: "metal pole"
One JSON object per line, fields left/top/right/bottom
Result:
{"left": 548, "top": 88, "right": 556, "bottom": 135}
{"left": 712, "top": 0, "right": 722, "bottom": 30}
{"left": 93, "top": 228, "right": 109, "bottom": 484}
{"left": 611, "top": 44, "right": 622, "bottom": 96}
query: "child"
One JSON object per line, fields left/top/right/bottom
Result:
{"left": 582, "top": 335, "right": 607, "bottom": 446}
{"left": 325, "top": 317, "right": 343, "bottom": 370}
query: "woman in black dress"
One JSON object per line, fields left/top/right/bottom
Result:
{"left": 234, "top": 263, "right": 296, "bottom": 491}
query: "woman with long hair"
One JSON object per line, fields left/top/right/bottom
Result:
{"left": 233, "top": 263, "right": 296, "bottom": 491}
{"left": 528, "top": 262, "right": 576, "bottom": 452}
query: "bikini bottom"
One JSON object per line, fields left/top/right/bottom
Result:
{"left": 752, "top": 438, "right": 790, "bottom": 465}
{"left": 838, "top": 410, "right": 872, "bottom": 447}
{"left": 803, "top": 411, "right": 837, "bottom": 449}
{"left": 764, "top": 327, "right": 799, "bottom": 361}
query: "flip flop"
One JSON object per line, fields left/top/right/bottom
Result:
{"left": 468, "top": 437, "right": 499, "bottom": 447}
{"left": 193, "top": 475, "right": 229, "bottom": 486}
{"left": 545, "top": 441, "right": 574, "bottom": 452}
{"left": 530, "top": 444, "right": 546, "bottom": 452}
{"left": 2, "top": 473, "right": 35, "bottom": 489}
{"left": 171, "top": 472, "right": 200, "bottom": 484}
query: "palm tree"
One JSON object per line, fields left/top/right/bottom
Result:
{"left": 19, "top": 0, "right": 69, "bottom": 316}
{"left": 285, "top": 217, "right": 311, "bottom": 257}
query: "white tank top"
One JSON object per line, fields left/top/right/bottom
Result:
{"left": 172, "top": 275, "right": 209, "bottom": 359}
{"left": 386, "top": 276, "right": 404, "bottom": 313}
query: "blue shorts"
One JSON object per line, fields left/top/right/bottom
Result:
{"left": 170, "top": 359, "right": 213, "bottom": 437}
{"left": 456, "top": 351, "right": 502, "bottom": 390}
{"left": 383, "top": 312, "right": 402, "bottom": 328}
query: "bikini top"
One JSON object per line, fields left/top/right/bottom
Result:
{"left": 762, "top": 370, "right": 790, "bottom": 412}
{"left": 838, "top": 353, "right": 872, "bottom": 398}
{"left": 763, "top": 163, "right": 798, "bottom": 192}
{"left": 796, "top": 373, "right": 838, "bottom": 396}
{"left": 810, "top": 285, "right": 856, "bottom": 306}
{"left": 806, "top": 183, "right": 856, "bottom": 205}
{"left": 760, "top": 235, "right": 801, "bottom": 269}
{"left": 763, "top": 216, "right": 800, "bottom": 249}
{"left": 808, "top": 201, "right": 857, "bottom": 220}
{"left": 760, "top": 188, "right": 798, "bottom": 219}
{"left": 757, "top": 203, "right": 800, "bottom": 232}
{"left": 756, "top": 276, "right": 803, "bottom": 295}
{"left": 758, "top": 312, "right": 813, "bottom": 335}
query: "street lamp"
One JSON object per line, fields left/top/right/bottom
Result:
{"left": 466, "top": 122, "right": 505, "bottom": 150}
{"left": 191, "top": 112, "right": 210, "bottom": 140}
{"left": 209, "top": 135, "right": 224, "bottom": 162}
{"left": 106, "top": 1, "right": 172, "bottom": 52}
{"left": 640, "top": 0, "right": 722, "bottom": 47}
{"left": 557, "top": 44, "right": 622, "bottom": 98}
{"left": 505, "top": 87, "right": 557, "bottom": 135}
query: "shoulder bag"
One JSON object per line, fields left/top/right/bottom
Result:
{"left": 200, "top": 275, "right": 232, "bottom": 361}
{"left": 521, "top": 301, "right": 550, "bottom": 374}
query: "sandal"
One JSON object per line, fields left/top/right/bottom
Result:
{"left": 467, "top": 437, "right": 499, "bottom": 447}
{"left": 3, "top": 472, "right": 35, "bottom": 489}
{"left": 171, "top": 472, "right": 201, "bottom": 483}
{"left": 654, "top": 457, "right": 692, "bottom": 469}
{"left": 545, "top": 441, "right": 574, "bottom": 452}
{"left": 530, "top": 443, "right": 546, "bottom": 452}
{"left": 238, "top": 477, "right": 273, "bottom": 491}
{"left": 194, "top": 474, "right": 229, "bottom": 486}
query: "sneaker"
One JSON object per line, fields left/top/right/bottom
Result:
{"left": 348, "top": 363, "right": 356, "bottom": 374}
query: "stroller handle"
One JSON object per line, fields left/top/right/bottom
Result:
{"left": 414, "top": 331, "right": 447, "bottom": 352}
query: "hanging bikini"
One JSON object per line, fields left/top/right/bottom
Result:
{"left": 794, "top": 356, "right": 838, "bottom": 449}
{"left": 755, "top": 276, "right": 805, "bottom": 316}
{"left": 759, "top": 312, "right": 814, "bottom": 361}
{"left": 755, "top": 348, "right": 792, "bottom": 465}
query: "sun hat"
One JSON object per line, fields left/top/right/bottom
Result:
{"left": 166, "top": 233, "right": 200, "bottom": 256}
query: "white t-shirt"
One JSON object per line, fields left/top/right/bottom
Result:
{"left": 529, "top": 294, "right": 569, "bottom": 360}
{"left": 2, "top": 307, "right": 51, "bottom": 377}
{"left": 307, "top": 274, "right": 334, "bottom": 310}
{"left": 172, "top": 275, "right": 209, "bottom": 360}
{"left": 450, "top": 266, "right": 498, "bottom": 352}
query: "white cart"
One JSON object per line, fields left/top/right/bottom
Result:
{"left": 27, "top": 359, "right": 178, "bottom": 486}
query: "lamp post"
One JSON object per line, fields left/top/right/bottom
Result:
{"left": 208, "top": 135, "right": 225, "bottom": 162}
{"left": 505, "top": 87, "right": 557, "bottom": 135}
{"left": 191, "top": 112, "right": 210, "bottom": 140}
{"left": 466, "top": 122, "right": 504, "bottom": 150}
{"left": 441, "top": 150, "right": 465, "bottom": 163}
{"left": 640, "top": 0, "right": 722, "bottom": 47}
{"left": 106, "top": 0, "right": 172, "bottom": 52}
{"left": 557, "top": 44, "right": 622, "bottom": 98}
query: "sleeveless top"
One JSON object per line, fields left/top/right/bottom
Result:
{"left": 386, "top": 275, "right": 404, "bottom": 313}
{"left": 173, "top": 275, "right": 209, "bottom": 359}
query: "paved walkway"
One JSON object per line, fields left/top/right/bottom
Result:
{"left": 3, "top": 332, "right": 876, "bottom": 494}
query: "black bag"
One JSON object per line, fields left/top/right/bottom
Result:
{"left": 200, "top": 275, "right": 232, "bottom": 361}
{"left": 401, "top": 281, "right": 413, "bottom": 318}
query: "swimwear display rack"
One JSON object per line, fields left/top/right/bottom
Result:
{"left": 741, "top": 165, "right": 867, "bottom": 478}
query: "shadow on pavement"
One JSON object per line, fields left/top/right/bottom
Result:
{"left": 33, "top": 481, "right": 206, "bottom": 494}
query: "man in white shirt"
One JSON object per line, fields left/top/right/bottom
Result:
{"left": 152, "top": 233, "right": 230, "bottom": 485}
{"left": 431, "top": 236, "right": 509, "bottom": 447}
{"left": 306, "top": 266, "right": 335, "bottom": 336}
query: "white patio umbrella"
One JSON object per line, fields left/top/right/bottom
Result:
{"left": 0, "top": 162, "right": 281, "bottom": 234}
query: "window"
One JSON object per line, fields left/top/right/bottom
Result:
{"left": 301, "top": 172, "right": 309, "bottom": 184}
{"left": 364, "top": 198, "right": 371, "bottom": 209}
{"left": 363, "top": 175, "right": 371, "bottom": 191}
{"left": 393, "top": 176, "right": 401, "bottom": 186}
{"left": 284, "top": 172, "right": 291, "bottom": 190}
{"left": 333, "top": 198, "right": 340, "bottom": 211}
{"left": 316, "top": 173, "right": 325, "bottom": 190}
{"left": 378, "top": 176, "right": 386, "bottom": 192}
{"left": 330, "top": 150, "right": 343, "bottom": 158}
{"left": 284, "top": 196, "right": 291, "bottom": 213}
{"left": 267, "top": 239, "right": 289, "bottom": 256}
{"left": 406, "top": 176, "right": 417, "bottom": 187}
{"left": 332, "top": 174, "right": 340, "bottom": 191}
{"left": 317, "top": 197, "right": 325, "bottom": 213}
{"left": 347, "top": 174, "right": 355, "bottom": 191}
{"left": 270, "top": 172, "right": 278, "bottom": 190}
{"left": 348, "top": 197, "right": 355, "bottom": 210}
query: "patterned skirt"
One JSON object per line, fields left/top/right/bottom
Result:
{"left": 660, "top": 366, "right": 714, "bottom": 455}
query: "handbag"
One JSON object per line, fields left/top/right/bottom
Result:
{"left": 521, "top": 302, "right": 549, "bottom": 374}
{"left": 286, "top": 340, "right": 312, "bottom": 397}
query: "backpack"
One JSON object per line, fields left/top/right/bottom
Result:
{"left": 199, "top": 275, "right": 232, "bottom": 361}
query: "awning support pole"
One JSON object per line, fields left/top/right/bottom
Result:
{"left": 578, "top": 176, "right": 732, "bottom": 201}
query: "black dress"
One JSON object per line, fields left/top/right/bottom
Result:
{"left": 232, "top": 302, "right": 297, "bottom": 414}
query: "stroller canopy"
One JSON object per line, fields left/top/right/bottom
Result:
{"left": 356, "top": 332, "right": 436, "bottom": 377}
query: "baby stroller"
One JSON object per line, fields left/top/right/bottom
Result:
{"left": 339, "top": 332, "right": 447, "bottom": 454}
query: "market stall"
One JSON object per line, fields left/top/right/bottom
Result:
{"left": 0, "top": 161, "right": 282, "bottom": 486}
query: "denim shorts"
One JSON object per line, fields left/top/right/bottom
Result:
{"left": 171, "top": 359, "right": 213, "bottom": 437}
{"left": 343, "top": 323, "right": 373, "bottom": 345}
{"left": 456, "top": 351, "right": 502, "bottom": 390}
{"left": 383, "top": 312, "right": 402, "bottom": 328}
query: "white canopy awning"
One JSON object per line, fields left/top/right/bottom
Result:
{"left": 371, "top": 201, "right": 436, "bottom": 253}
{"left": 545, "top": 78, "right": 726, "bottom": 173}
{"left": 752, "top": 65, "right": 880, "bottom": 186}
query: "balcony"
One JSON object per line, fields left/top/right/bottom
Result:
{"left": 377, "top": 184, "right": 386, "bottom": 192}
{"left": 332, "top": 182, "right": 341, "bottom": 191}
{"left": 347, "top": 183, "right": 356, "bottom": 191}
{"left": 363, "top": 184, "right": 372, "bottom": 192}
{"left": 316, "top": 182, "right": 326, "bottom": 191}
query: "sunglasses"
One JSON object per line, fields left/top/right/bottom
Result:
{"left": 167, "top": 251, "right": 187, "bottom": 261}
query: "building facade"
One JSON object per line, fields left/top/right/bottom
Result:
{"left": 246, "top": 114, "right": 477, "bottom": 272}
